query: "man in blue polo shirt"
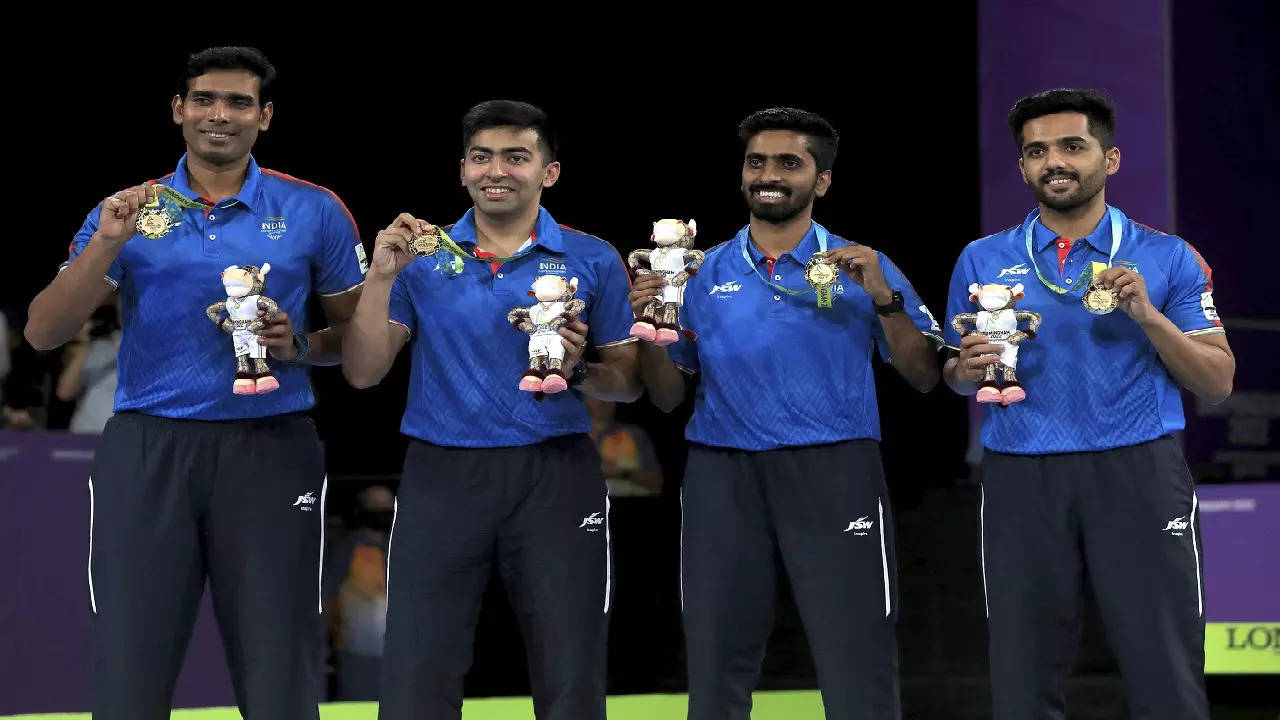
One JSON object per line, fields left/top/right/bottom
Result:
{"left": 943, "top": 89, "right": 1235, "bottom": 719}
{"left": 25, "top": 47, "right": 365, "bottom": 720}
{"left": 342, "top": 100, "right": 639, "bottom": 720}
{"left": 634, "top": 108, "right": 941, "bottom": 720}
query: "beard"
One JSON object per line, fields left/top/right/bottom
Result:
{"left": 1032, "top": 166, "right": 1106, "bottom": 213}
{"left": 744, "top": 182, "right": 816, "bottom": 223}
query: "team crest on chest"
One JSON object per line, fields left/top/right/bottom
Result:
{"left": 261, "top": 216, "right": 287, "bottom": 240}
{"left": 537, "top": 256, "right": 568, "bottom": 277}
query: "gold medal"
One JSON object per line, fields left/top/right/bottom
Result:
{"left": 407, "top": 226, "right": 443, "bottom": 256}
{"left": 803, "top": 252, "right": 839, "bottom": 308}
{"left": 1082, "top": 283, "right": 1119, "bottom": 315}
{"left": 135, "top": 207, "right": 174, "bottom": 239}
{"left": 804, "top": 253, "right": 838, "bottom": 289}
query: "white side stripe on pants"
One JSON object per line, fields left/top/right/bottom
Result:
{"left": 317, "top": 476, "right": 328, "bottom": 615}
{"left": 603, "top": 495, "right": 613, "bottom": 614}
{"left": 980, "top": 486, "right": 989, "bottom": 618}
{"left": 1191, "top": 493, "right": 1203, "bottom": 617}
{"left": 878, "top": 497, "right": 890, "bottom": 617}
{"left": 88, "top": 477, "right": 97, "bottom": 614}
{"left": 678, "top": 489, "right": 685, "bottom": 612}
{"left": 385, "top": 498, "right": 398, "bottom": 598}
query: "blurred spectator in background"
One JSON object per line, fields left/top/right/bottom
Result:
{"left": 56, "top": 302, "right": 120, "bottom": 434}
{"left": 0, "top": 308, "right": 10, "bottom": 394}
{"left": 2, "top": 308, "right": 66, "bottom": 430}
{"left": 586, "top": 396, "right": 663, "bottom": 497}
{"left": 324, "top": 484, "right": 394, "bottom": 700}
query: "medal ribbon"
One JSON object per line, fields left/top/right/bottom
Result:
{"left": 141, "top": 184, "right": 216, "bottom": 213}
{"left": 426, "top": 226, "right": 535, "bottom": 266}
{"left": 1023, "top": 205, "right": 1122, "bottom": 295}
{"left": 737, "top": 221, "right": 836, "bottom": 307}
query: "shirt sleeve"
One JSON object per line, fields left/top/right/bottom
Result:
{"left": 313, "top": 190, "right": 367, "bottom": 297}
{"left": 1164, "top": 239, "right": 1225, "bottom": 335}
{"left": 388, "top": 273, "right": 415, "bottom": 338}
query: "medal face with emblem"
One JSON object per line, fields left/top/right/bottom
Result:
{"left": 1082, "top": 283, "right": 1119, "bottom": 315}
{"left": 804, "top": 252, "right": 837, "bottom": 288}
{"left": 803, "top": 252, "right": 838, "bottom": 308}
{"left": 135, "top": 206, "right": 174, "bottom": 239}
{"left": 408, "top": 227, "right": 443, "bottom": 256}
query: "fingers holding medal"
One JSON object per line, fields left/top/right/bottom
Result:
{"left": 98, "top": 184, "right": 158, "bottom": 244}
{"left": 1092, "top": 265, "right": 1153, "bottom": 321}
{"left": 371, "top": 213, "right": 447, "bottom": 279}
{"left": 824, "top": 244, "right": 893, "bottom": 304}
{"left": 384, "top": 213, "right": 446, "bottom": 257}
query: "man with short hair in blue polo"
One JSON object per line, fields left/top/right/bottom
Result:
{"left": 342, "top": 100, "right": 640, "bottom": 720}
{"left": 634, "top": 107, "right": 942, "bottom": 720}
{"left": 943, "top": 89, "right": 1235, "bottom": 719}
{"left": 24, "top": 47, "right": 366, "bottom": 720}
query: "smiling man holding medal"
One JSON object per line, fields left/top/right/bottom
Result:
{"left": 942, "top": 89, "right": 1235, "bottom": 719}
{"left": 633, "top": 108, "right": 942, "bottom": 720}
{"left": 24, "top": 47, "right": 366, "bottom": 720}
{"left": 341, "top": 100, "right": 640, "bottom": 720}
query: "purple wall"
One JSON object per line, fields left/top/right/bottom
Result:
{"left": 0, "top": 431, "right": 235, "bottom": 715}
{"left": 979, "top": 0, "right": 1174, "bottom": 235}
{"left": 1198, "top": 483, "right": 1280, "bottom": 622}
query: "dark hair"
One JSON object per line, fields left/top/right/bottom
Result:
{"left": 738, "top": 108, "right": 840, "bottom": 173}
{"left": 1008, "top": 89, "right": 1116, "bottom": 150}
{"left": 181, "top": 47, "right": 276, "bottom": 106}
{"left": 462, "top": 100, "right": 557, "bottom": 163}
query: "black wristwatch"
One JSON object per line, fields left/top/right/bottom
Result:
{"left": 568, "top": 357, "right": 590, "bottom": 387}
{"left": 289, "top": 330, "right": 312, "bottom": 363}
{"left": 874, "top": 290, "right": 906, "bottom": 316}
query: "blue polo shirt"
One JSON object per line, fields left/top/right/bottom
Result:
{"left": 666, "top": 222, "right": 943, "bottom": 451}
{"left": 943, "top": 205, "right": 1226, "bottom": 455}
{"left": 61, "top": 154, "right": 366, "bottom": 420}
{"left": 388, "top": 207, "right": 636, "bottom": 448}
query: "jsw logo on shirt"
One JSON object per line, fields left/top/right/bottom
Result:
{"left": 1163, "top": 516, "right": 1189, "bottom": 534}
{"left": 579, "top": 511, "right": 604, "bottom": 531}
{"left": 293, "top": 491, "right": 317, "bottom": 510}
{"left": 998, "top": 263, "right": 1030, "bottom": 278}
{"left": 843, "top": 516, "right": 874, "bottom": 535}
{"left": 709, "top": 281, "right": 742, "bottom": 295}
